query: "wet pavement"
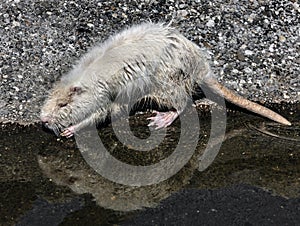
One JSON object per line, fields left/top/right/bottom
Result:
{"left": 1, "top": 104, "right": 299, "bottom": 225}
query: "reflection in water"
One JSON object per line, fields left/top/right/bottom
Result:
{"left": 0, "top": 104, "right": 299, "bottom": 224}
{"left": 37, "top": 113, "right": 205, "bottom": 211}
{"left": 37, "top": 109, "right": 299, "bottom": 212}
{"left": 36, "top": 108, "right": 221, "bottom": 211}
{"left": 37, "top": 149, "right": 198, "bottom": 212}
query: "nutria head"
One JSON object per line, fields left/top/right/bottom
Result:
{"left": 40, "top": 82, "right": 86, "bottom": 136}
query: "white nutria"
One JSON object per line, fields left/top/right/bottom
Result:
{"left": 40, "top": 22, "right": 291, "bottom": 138}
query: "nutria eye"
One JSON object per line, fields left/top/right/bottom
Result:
{"left": 70, "top": 86, "right": 82, "bottom": 94}
{"left": 58, "top": 103, "right": 68, "bottom": 108}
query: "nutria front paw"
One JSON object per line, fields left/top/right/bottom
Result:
{"left": 61, "top": 126, "right": 75, "bottom": 138}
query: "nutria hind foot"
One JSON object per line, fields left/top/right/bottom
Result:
{"left": 147, "top": 110, "right": 180, "bottom": 130}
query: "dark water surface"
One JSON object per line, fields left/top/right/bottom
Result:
{"left": 1, "top": 104, "right": 299, "bottom": 225}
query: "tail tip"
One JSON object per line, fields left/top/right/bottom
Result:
{"left": 281, "top": 119, "right": 292, "bottom": 126}
{"left": 286, "top": 121, "right": 292, "bottom": 126}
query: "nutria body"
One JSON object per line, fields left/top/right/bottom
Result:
{"left": 40, "top": 22, "right": 291, "bottom": 137}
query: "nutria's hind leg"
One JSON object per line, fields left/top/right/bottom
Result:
{"left": 147, "top": 110, "right": 182, "bottom": 129}
{"left": 147, "top": 86, "right": 188, "bottom": 129}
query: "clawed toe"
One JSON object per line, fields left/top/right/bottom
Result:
{"left": 61, "top": 126, "right": 75, "bottom": 138}
{"left": 147, "top": 111, "right": 179, "bottom": 129}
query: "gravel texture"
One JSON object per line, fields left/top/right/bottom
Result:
{"left": 0, "top": 0, "right": 299, "bottom": 123}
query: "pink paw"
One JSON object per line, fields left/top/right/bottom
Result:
{"left": 147, "top": 110, "right": 179, "bottom": 129}
{"left": 61, "top": 126, "right": 75, "bottom": 138}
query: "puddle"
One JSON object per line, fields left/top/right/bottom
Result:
{"left": 0, "top": 103, "right": 299, "bottom": 225}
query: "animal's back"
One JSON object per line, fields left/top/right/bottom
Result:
{"left": 73, "top": 22, "right": 208, "bottom": 90}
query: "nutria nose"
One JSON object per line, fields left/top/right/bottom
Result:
{"left": 40, "top": 117, "right": 50, "bottom": 124}
{"left": 40, "top": 117, "right": 53, "bottom": 132}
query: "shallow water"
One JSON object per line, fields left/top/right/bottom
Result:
{"left": 0, "top": 104, "right": 299, "bottom": 225}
